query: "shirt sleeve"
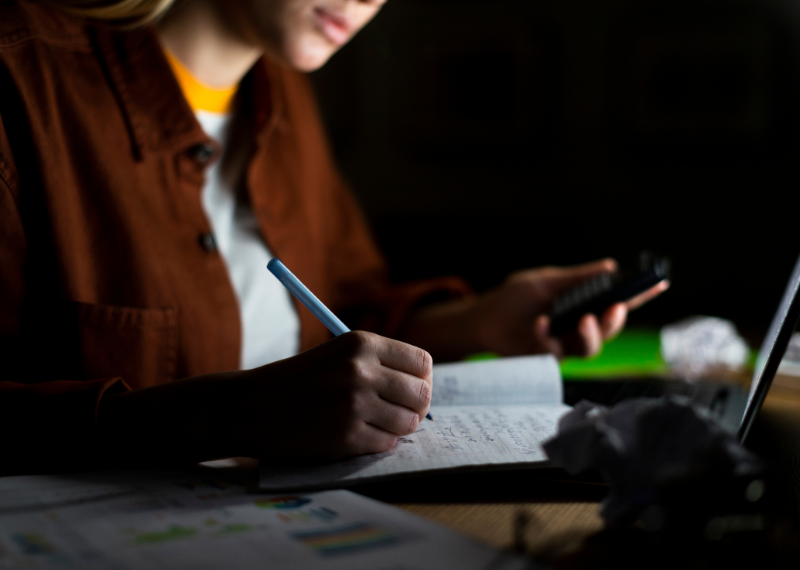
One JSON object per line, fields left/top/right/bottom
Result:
{"left": 0, "top": 124, "right": 130, "bottom": 475}
{"left": 0, "top": 378, "right": 129, "bottom": 475}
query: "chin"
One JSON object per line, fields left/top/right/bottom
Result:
{"left": 283, "top": 36, "right": 338, "bottom": 71}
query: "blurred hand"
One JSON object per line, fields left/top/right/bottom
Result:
{"left": 401, "top": 259, "right": 668, "bottom": 361}
{"left": 469, "top": 259, "right": 668, "bottom": 358}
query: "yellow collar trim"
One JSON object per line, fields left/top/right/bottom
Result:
{"left": 164, "top": 49, "right": 238, "bottom": 114}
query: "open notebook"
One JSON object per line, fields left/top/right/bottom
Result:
{"left": 260, "top": 356, "right": 569, "bottom": 491}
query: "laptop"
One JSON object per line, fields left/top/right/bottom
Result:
{"left": 563, "top": 251, "right": 800, "bottom": 443}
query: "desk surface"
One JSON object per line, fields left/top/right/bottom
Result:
{"left": 397, "top": 501, "right": 602, "bottom": 557}
{"left": 388, "top": 380, "right": 800, "bottom": 560}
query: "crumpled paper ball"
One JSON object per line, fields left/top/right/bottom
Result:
{"left": 543, "top": 398, "right": 765, "bottom": 530}
{"left": 660, "top": 316, "right": 750, "bottom": 378}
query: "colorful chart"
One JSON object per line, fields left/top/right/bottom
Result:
{"left": 254, "top": 496, "right": 311, "bottom": 510}
{"left": 12, "top": 533, "right": 56, "bottom": 555}
{"left": 276, "top": 507, "right": 338, "bottom": 524}
{"left": 134, "top": 525, "right": 197, "bottom": 544}
{"left": 291, "top": 522, "right": 400, "bottom": 556}
{"left": 213, "top": 523, "right": 257, "bottom": 537}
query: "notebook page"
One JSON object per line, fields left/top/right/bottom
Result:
{"left": 260, "top": 404, "right": 569, "bottom": 491}
{"left": 431, "top": 355, "right": 562, "bottom": 407}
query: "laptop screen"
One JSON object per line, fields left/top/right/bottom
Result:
{"left": 738, "top": 251, "right": 800, "bottom": 442}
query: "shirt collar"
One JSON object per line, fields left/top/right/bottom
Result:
{"left": 92, "top": 25, "right": 284, "bottom": 158}
{"left": 163, "top": 49, "right": 238, "bottom": 115}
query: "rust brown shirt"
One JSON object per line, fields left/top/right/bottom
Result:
{"left": 0, "top": 0, "right": 469, "bottom": 470}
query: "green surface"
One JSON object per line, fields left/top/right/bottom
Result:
{"left": 465, "top": 327, "right": 762, "bottom": 378}
{"left": 560, "top": 328, "right": 666, "bottom": 379}
{"left": 464, "top": 352, "right": 501, "bottom": 362}
{"left": 464, "top": 328, "right": 667, "bottom": 378}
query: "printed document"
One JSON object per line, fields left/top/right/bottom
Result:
{"left": 0, "top": 470, "right": 526, "bottom": 570}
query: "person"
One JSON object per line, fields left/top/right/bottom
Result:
{"left": 0, "top": 0, "right": 666, "bottom": 473}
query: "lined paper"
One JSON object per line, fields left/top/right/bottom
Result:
{"left": 260, "top": 404, "right": 569, "bottom": 491}
{"left": 431, "top": 355, "right": 561, "bottom": 406}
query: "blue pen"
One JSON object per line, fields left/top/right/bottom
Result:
{"left": 267, "top": 258, "right": 433, "bottom": 421}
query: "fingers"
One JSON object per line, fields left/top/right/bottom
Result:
{"left": 626, "top": 280, "right": 670, "bottom": 310}
{"left": 363, "top": 395, "right": 422, "bottom": 436}
{"left": 534, "top": 258, "right": 618, "bottom": 298}
{"left": 600, "top": 280, "right": 668, "bottom": 337}
{"left": 534, "top": 314, "right": 550, "bottom": 339}
{"left": 557, "top": 258, "right": 618, "bottom": 278}
{"left": 535, "top": 304, "right": 624, "bottom": 359}
{"left": 573, "top": 314, "right": 603, "bottom": 356}
{"left": 375, "top": 336, "right": 433, "bottom": 381}
{"left": 344, "top": 422, "right": 398, "bottom": 456}
{"left": 536, "top": 313, "right": 603, "bottom": 357}
{"left": 543, "top": 258, "right": 617, "bottom": 284}
{"left": 343, "top": 331, "right": 432, "bottom": 378}
{"left": 374, "top": 369, "right": 431, "bottom": 418}
{"left": 348, "top": 330, "right": 433, "bottom": 409}
{"left": 600, "top": 303, "right": 627, "bottom": 339}
{"left": 337, "top": 331, "right": 432, "bottom": 432}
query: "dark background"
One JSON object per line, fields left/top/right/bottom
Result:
{"left": 310, "top": 0, "right": 800, "bottom": 332}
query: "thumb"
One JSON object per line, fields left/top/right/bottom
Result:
{"left": 543, "top": 258, "right": 617, "bottom": 294}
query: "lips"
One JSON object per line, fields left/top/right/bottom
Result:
{"left": 312, "top": 6, "right": 351, "bottom": 46}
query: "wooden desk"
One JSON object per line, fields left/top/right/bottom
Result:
{"left": 386, "top": 381, "right": 800, "bottom": 561}
{"left": 398, "top": 501, "right": 602, "bottom": 557}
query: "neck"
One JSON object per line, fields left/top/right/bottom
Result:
{"left": 157, "top": 0, "right": 263, "bottom": 88}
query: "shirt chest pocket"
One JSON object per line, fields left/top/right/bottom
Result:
{"left": 49, "top": 300, "right": 179, "bottom": 389}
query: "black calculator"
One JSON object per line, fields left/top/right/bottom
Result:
{"left": 549, "top": 255, "right": 670, "bottom": 337}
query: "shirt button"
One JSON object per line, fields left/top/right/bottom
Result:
{"left": 192, "top": 143, "right": 215, "bottom": 164}
{"left": 198, "top": 232, "right": 217, "bottom": 253}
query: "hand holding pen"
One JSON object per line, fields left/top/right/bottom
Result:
{"left": 268, "top": 259, "right": 434, "bottom": 422}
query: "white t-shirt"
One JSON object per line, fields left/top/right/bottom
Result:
{"left": 196, "top": 110, "right": 300, "bottom": 369}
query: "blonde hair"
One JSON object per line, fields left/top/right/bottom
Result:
{"left": 45, "top": 0, "right": 177, "bottom": 27}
